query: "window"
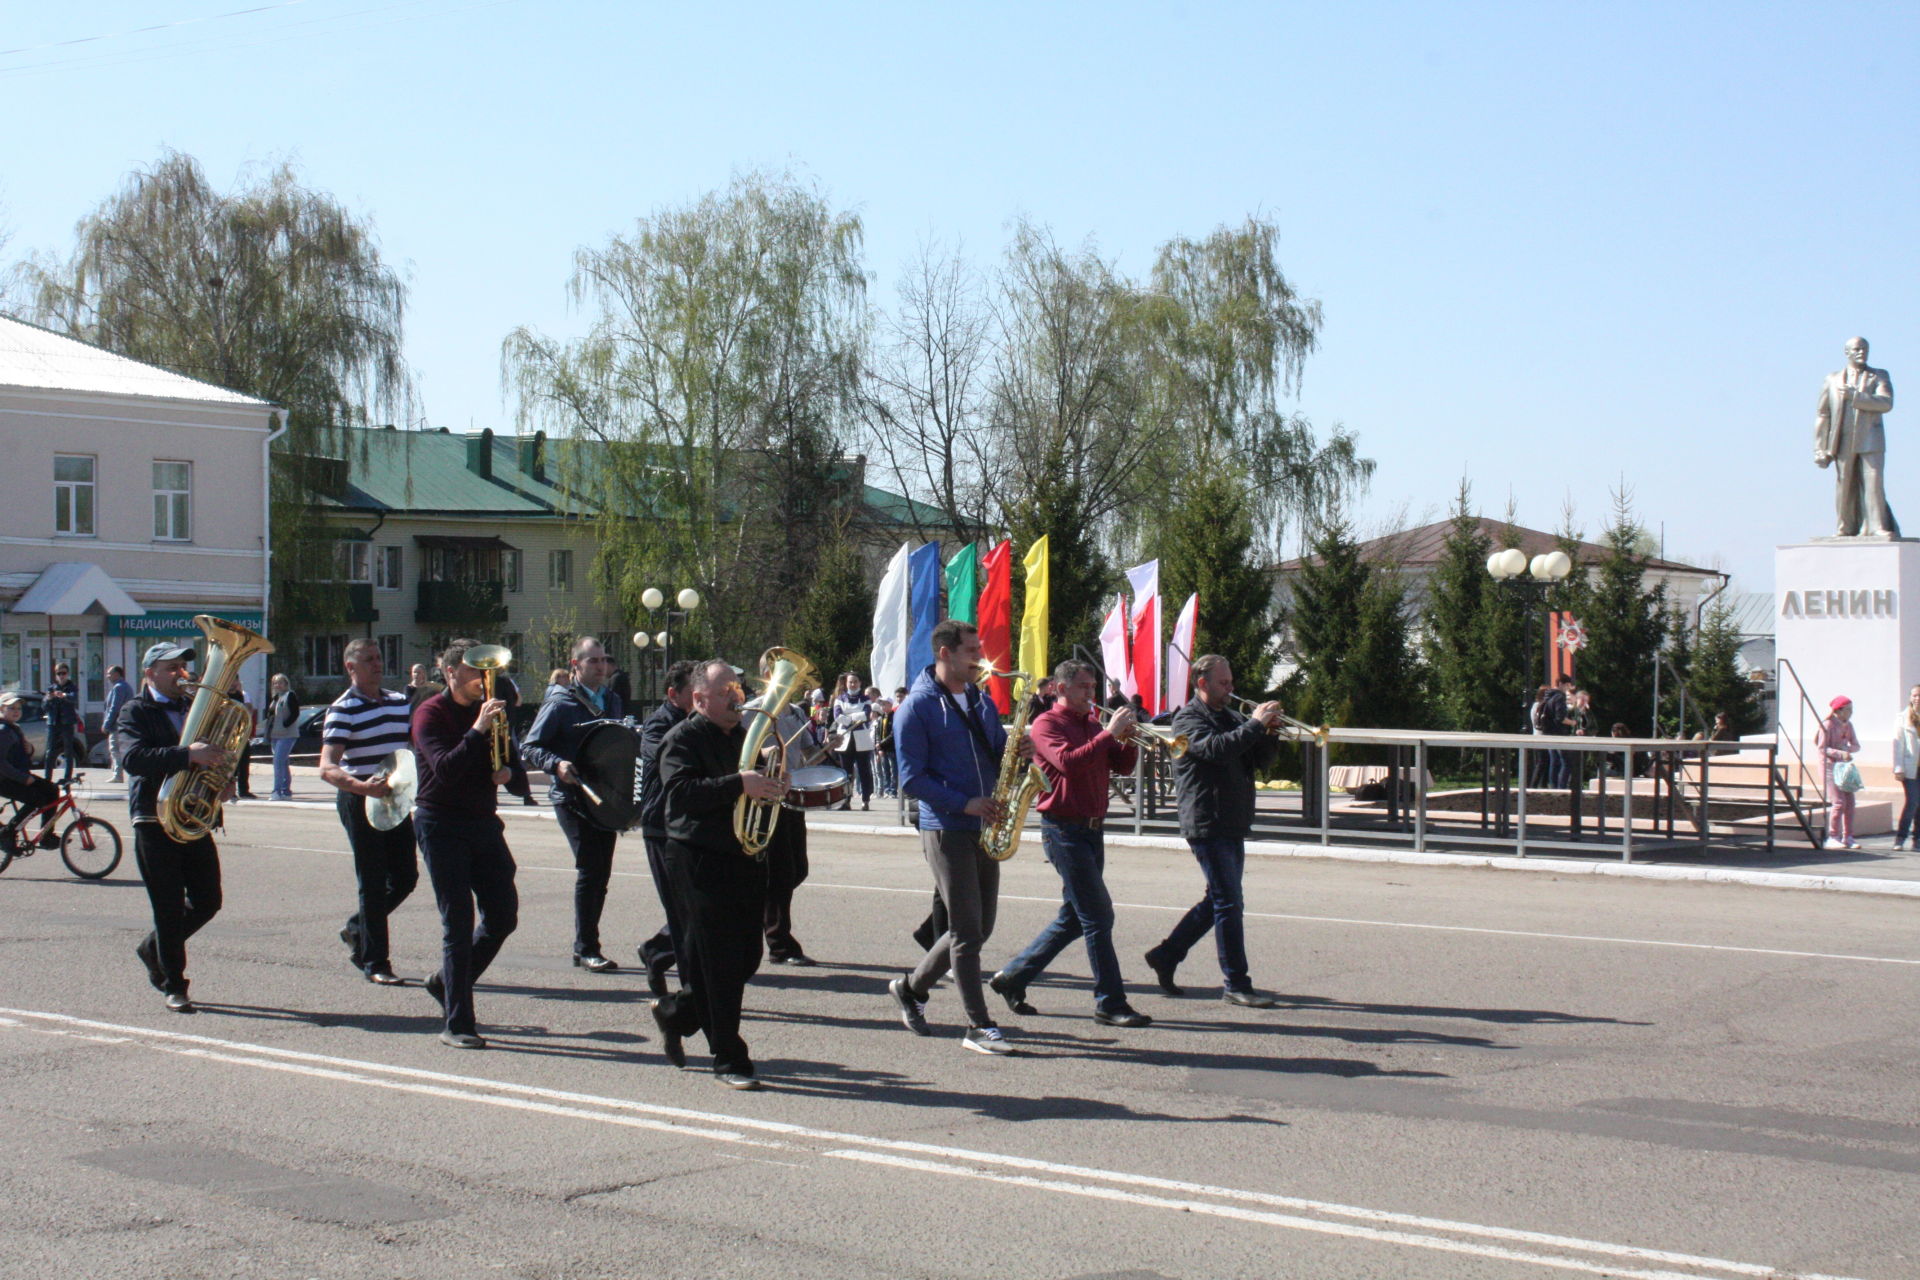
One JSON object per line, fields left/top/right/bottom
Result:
{"left": 153, "top": 461, "right": 192, "bottom": 541}
{"left": 304, "top": 634, "right": 348, "bottom": 678}
{"left": 375, "top": 545, "right": 403, "bottom": 590}
{"left": 54, "top": 455, "right": 96, "bottom": 536}
{"left": 503, "top": 549, "right": 522, "bottom": 593}
{"left": 549, "top": 549, "right": 573, "bottom": 592}
{"left": 377, "top": 634, "right": 402, "bottom": 672}
{"left": 333, "top": 540, "right": 371, "bottom": 583}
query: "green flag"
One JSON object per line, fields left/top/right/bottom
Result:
{"left": 944, "top": 542, "right": 979, "bottom": 624}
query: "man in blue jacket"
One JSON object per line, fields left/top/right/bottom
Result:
{"left": 888, "top": 618, "right": 1015, "bottom": 1055}
{"left": 522, "top": 636, "right": 626, "bottom": 973}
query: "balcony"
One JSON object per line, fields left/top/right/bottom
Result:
{"left": 416, "top": 579, "right": 507, "bottom": 626}
{"left": 346, "top": 583, "right": 380, "bottom": 624}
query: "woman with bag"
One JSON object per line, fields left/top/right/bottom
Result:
{"left": 1816, "top": 695, "right": 1862, "bottom": 851}
{"left": 1893, "top": 686, "right": 1920, "bottom": 851}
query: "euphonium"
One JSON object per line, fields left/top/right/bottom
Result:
{"left": 734, "top": 646, "right": 817, "bottom": 857}
{"left": 463, "top": 644, "right": 514, "bottom": 771}
{"left": 156, "top": 615, "right": 276, "bottom": 842}
{"left": 980, "top": 663, "right": 1049, "bottom": 861}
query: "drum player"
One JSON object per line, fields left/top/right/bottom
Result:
{"left": 319, "top": 638, "right": 418, "bottom": 987}
{"left": 522, "top": 635, "right": 628, "bottom": 973}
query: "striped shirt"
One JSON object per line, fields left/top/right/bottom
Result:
{"left": 322, "top": 686, "right": 413, "bottom": 778}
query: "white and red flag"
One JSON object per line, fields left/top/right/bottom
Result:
{"left": 1168, "top": 592, "right": 1198, "bottom": 708}
{"left": 1100, "top": 597, "right": 1132, "bottom": 701}
{"left": 1125, "top": 560, "right": 1160, "bottom": 715}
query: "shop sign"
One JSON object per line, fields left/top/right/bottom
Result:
{"left": 107, "top": 611, "right": 266, "bottom": 637}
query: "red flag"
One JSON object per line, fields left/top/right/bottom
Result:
{"left": 978, "top": 539, "right": 1014, "bottom": 714}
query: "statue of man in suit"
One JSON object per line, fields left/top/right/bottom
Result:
{"left": 1815, "top": 336, "right": 1898, "bottom": 537}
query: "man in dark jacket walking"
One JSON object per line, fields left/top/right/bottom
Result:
{"left": 1144, "top": 653, "right": 1282, "bottom": 1007}
{"left": 634, "top": 659, "right": 697, "bottom": 994}
{"left": 522, "top": 636, "right": 626, "bottom": 972}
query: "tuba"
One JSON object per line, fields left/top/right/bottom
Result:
{"left": 733, "top": 647, "right": 818, "bottom": 857}
{"left": 980, "top": 663, "right": 1049, "bottom": 861}
{"left": 156, "top": 615, "right": 276, "bottom": 842}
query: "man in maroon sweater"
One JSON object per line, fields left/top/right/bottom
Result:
{"left": 410, "top": 638, "right": 521, "bottom": 1050}
{"left": 989, "top": 660, "right": 1153, "bottom": 1027}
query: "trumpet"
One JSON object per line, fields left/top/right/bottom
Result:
{"left": 463, "top": 643, "right": 514, "bottom": 771}
{"left": 1229, "top": 693, "right": 1329, "bottom": 746}
{"left": 1100, "top": 705, "right": 1187, "bottom": 757}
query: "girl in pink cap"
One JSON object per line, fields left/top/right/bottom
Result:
{"left": 1816, "top": 695, "right": 1860, "bottom": 850}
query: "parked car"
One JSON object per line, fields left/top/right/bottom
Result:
{"left": 8, "top": 694, "right": 111, "bottom": 769}
{"left": 249, "top": 704, "right": 329, "bottom": 757}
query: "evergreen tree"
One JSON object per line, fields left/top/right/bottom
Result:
{"left": 1286, "top": 520, "right": 1368, "bottom": 727}
{"left": 1559, "top": 499, "right": 1669, "bottom": 736}
{"left": 1678, "top": 601, "right": 1762, "bottom": 736}
{"left": 1347, "top": 571, "right": 1427, "bottom": 729}
{"left": 786, "top": 531, "right": 876, "bottom": 682}
{"left": 1159, "top": 464, "right": 1279, "bottom": 694}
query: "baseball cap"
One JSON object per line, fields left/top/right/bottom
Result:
{"left": 1830, "top": 695, "right": 1852, "bottom": 710}
{"left": 0, "top": 691, "right": 24, "bottom": 706}
{"left": 142, "top": 641, "right": 196, "bottom": 667}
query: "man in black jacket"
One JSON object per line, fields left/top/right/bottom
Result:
{"left": 634, "top": 659, "right": 697, "bottom": 995}
{"left": 651, "top": 658, "right": 783, "bottom": 1089}
{"left": 522, "top": 636, "right": 626, "bottom": 973}
{"left": 1144, "top": 654, "right": 1282, "bottom": 1008}
{"left": 119, "top": 641, "right": 231, "bottom": 1013}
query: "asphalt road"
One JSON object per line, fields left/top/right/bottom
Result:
{"left": 2, "top": 799, "right": 1917, "bottom": 1279}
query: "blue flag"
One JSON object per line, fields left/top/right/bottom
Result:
{"left": 907, "top": 541, "right": 943, "bottom": 678}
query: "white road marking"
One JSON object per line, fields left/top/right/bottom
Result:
{"left": 0, "top": 1006, "right": 1865, "bottom": 1280}
{"left": 237, "top": 841, "right": 1920, "bottom": 968}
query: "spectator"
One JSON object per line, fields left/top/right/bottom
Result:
{"left": 832, "top": 673, "right": 875, "bottom": 810}
{"left": 267, "top": 673, "right": 301, "bottom": 799}
{"left": 1895, "top": 685, "right": 1920, "bottom": 851}
{"left": 42, "top": 662, "right": 80, "bottom": 780}
{"left": 103, "top": 664, "right": 135, "bottom": 782}
{"left": 1817, "top": 695, "right": 1860, "bottom": 851}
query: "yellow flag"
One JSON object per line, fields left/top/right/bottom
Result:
{"left": 1018, "top": 535, "right": 1049, "bottom": 685}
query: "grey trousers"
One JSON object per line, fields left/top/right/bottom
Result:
{"left": 908, "top": 827, "right": 1000, "bottom": 1027}
{"left": 1836, "top": 448, "right": 1900, "bottom": 537}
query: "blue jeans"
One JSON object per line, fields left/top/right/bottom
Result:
{"left": 271, "top": 738, "right": 295, "bottom": 797}
{"left": 1001, "top": 818, "right": 1127, "bottom": 1014}
{"left": 1899, "top": 778, "right": 1920, "bottom": 842}
{"left": 1148, "top": 835, "right": 1251, "bottom": 993}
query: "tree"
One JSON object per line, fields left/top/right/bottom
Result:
{"left": 1678, "top": 600, "right": 1762, "bottom": 736}
{"left": 785, "top": 529, "right": 876, "bottom": 684}
{"left": 1158, "top": 464, "right": 1279, "bottom": 694}
{"left": 1284, "top": 519, "right": 1426, "bottom": 754}
{"left": 504, "top": 171, "right": 868, "bottom": 661}
{"left": 20, "top": 150, "right": 409, "bottom": 653}
{"left": 1421, "top": 483, "right": 1527, "bottom": 733}
{"left": 1558, "top": 496, "right": 1670, "bottom": 736}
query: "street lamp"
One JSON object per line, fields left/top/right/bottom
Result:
{"left": 1487, "top": 548, "right": 1573, "bottom": 726}
{"left": 634, "top": 586, "right": 701, "bottom": 704}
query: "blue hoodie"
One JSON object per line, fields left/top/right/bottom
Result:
{"left": 895, "top": 664, "right": 1007, "bottom": 830}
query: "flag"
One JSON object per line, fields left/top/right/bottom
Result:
{"left": 1125, "top": 559, "right": 1159, "bottom": 715}
{"left": 1099, "top": 597, "right": 1131, "bottom": 703}
{"left": 870, "top": 543, "right": 911, "bottom": 694}
{"left": 944, "top": 543, "right": 979, "bottom": 624}
{"left": 907, "top": 542, "right": 943, "bottom": 679}
{"left": 978, "top": 539, "right": 1014, "bottom": 714}
{"left": 1019, "top": 535, "right": 1050, "bottom": 693}
{"left": 1168, "top": 592, "right": 1198, "bottom": 708}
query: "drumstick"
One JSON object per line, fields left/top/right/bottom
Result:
{"left": 575, "top": 779, "right": 603, "bottom": 806}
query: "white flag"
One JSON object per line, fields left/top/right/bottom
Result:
{"left": 1168, "top": 593, "right": 1198, "bottom": 708}
{"left": 1100, "top": 597, "right": 1131, "bottom": 700}
{"left": 870, "top": 543, "right": 911, "bottom": 694}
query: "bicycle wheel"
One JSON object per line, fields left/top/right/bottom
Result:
{"left": 60, "top": 816, "right": 122, "bottom": 880}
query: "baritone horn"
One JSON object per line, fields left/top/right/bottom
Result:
{"left": 463, "top": 643, "right": 514, "bottom": 771}
{"left": 156, "top": 615, "right": 276, "bottom": 842}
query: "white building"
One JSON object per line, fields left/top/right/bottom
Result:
{"left": 0, "top": 317, "right": 280, "bottom": 727}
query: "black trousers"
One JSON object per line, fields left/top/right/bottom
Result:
{"left": 838, "top": 748, "right": 873, "bottom": 803}
{"left": 42, "top": 726, "right": 79, "bottom": 779}
{"left": 133, "top": 823, "right": 221, "bottom": 996}
{"left": 414, "top": 805, "right": 518, "bottom": 1036}
{"left": 762, "top": 811, "right": 809, "bottom": 959}
{"left": 335, "top": 791, "right": 419, "bottom": 974}
{"left": 638, "top": 832, "right": 681, "bottom": 975}
{"left": 0, "top": 773, "right": 59, "bottom": 818}
{"left": 554, "top": 804, "right": 617, "bottom": 957}
{"left": 657, "top": 838, "right": 766, "bottom": 1076}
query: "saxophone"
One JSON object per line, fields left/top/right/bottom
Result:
{"left": 157, "top": 615, "right": 276, "bottom": 842}
{"left": 980, "top": 665, "right": 1050, "bottom": 861}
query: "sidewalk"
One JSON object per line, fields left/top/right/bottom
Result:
{"left": 70, "top": 765, "right": 1920, "bottom": 899}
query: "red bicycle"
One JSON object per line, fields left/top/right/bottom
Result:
{"left": 0, "top": 774, "right": 122, "bottom": 879}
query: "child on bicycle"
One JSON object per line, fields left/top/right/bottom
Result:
{"left": 0, "top": 692, "right": 58, "bottom": 845}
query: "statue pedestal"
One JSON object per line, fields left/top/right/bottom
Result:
{"left": 1775, "top": 538, "right": 1920, "bottom": 796}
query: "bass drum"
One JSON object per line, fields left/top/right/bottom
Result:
{"left": 787, "top": 764, "right": 851, "bottom": 809}
{"left": 575, "top": 720, "right": 642, "bottom": 832}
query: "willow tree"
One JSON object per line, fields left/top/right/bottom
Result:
{"left": 21, "top": 150, "right": 409, "bottom": 649}
{"left": 504, "top": 172, "right": 867, "bottom": 660}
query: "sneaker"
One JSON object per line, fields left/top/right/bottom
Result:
{"left": 889, "top": 976, "right": 930, "bottom": 1036}
{"left": 1824, "top": 839, "right": 1845, "bottom": 850}
{"left": 961, "top": 1025, "right": 1012, "bottom": 1055}
{"left": 1845, "top": 841, "right": 1862, "bottom": 850}
{"left": 1895, "top": 839, "right": 1908, "bottom": 851}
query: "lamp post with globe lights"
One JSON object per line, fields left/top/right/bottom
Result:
{"left": 1486, "top": 547, "right": 1574, "bottom": 732}
{"left": 631, "top": 587, "right": 701, "bottom": 705}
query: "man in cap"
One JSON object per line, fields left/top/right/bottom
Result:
{"left": 118, "top": 641, "right": 232, "bottom": 1013}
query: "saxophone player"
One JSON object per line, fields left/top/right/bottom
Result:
{"left": 120, "top": 642, "right": 231, "bottom": 1014}
{"left": 888, "top": 619, "right": 1017, "bottom": 1054}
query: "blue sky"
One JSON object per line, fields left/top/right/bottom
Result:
{"left": 4, "top": 1, "right": 1916, "bottom": 593}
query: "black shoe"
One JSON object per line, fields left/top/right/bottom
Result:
{"left": 1145, "top": 951, "right": 1183, "bottom": 997}
{"left": 716, "top": 1070, "right": 762, "bottom": 1090}
{"left": 439, "top": 1029, "right": 486, "bottom": 1049}
{"left": 988, "top": 970, "right": 1036, "bottom": 1016}
{"left": 365, "top": 966, "right": 406, "bottom": 986}
{"left": 424, "top": 972, "right": 446, "bottom": 1010}
{"left": 769, "top": 951, "right": 816, "bottom": 967}
{"left": 135, "top": 938, "right": 166, "bottom": 993}
{"left": 889, "top": 976, "right": 930, "bottom": 1036}
{"left": 1094, "top": 1006, "right": 1153, "bottom": 1028}
{"left": 643, "top": 951, "right": 674, "bottom": 998}
{"left": 573, "top": 952, "right": 619, "bottom": 973}
{"left": 238, "top": 791, "right": 257, "bottom": 800}
{"left": 910, "top": 921, "right": 937, "bottom": 951}
{"left": 1222, "top": 988, "right": 1277, "bottom": 1009}
{"left": 651, "top": 1000, "right": 686, "bottom": 1068}
{"left": 165, "top": 991, "right": 195, "bottom": 1014}
{"left": 521, "top": 795, "right": 539, "bottom": 806}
